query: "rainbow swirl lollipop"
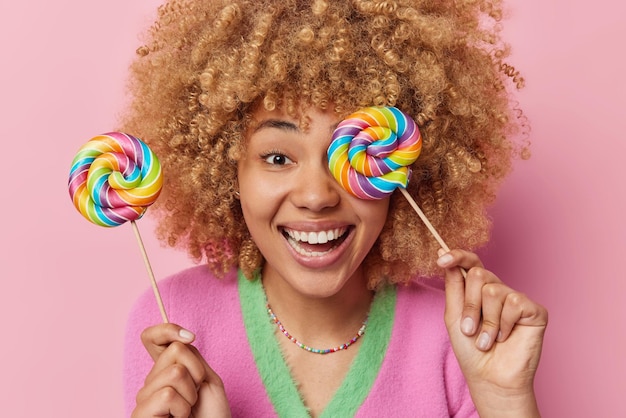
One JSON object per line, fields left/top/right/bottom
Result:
{"left": 328, "top": 106, "right": 422, "bottom": 200}
{"left": 328, "top": 106, "right": 466, "bottom": 277}
{"left": 68, "top": 132, "right": 163, "bottom": 227}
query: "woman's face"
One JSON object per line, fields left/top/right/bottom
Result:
{"left": 237, "top": 104, "right": 390, "bottom": 299}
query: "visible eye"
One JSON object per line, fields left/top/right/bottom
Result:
{"left": 262, "top": 152, "right": 293, "bottom": 166}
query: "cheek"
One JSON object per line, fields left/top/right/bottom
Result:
{"left": 238, "top": 179, "right": 284, "bottom": 233}
{"left": 240, "top": 198, "right": 270, "bottom": 244}
{"left": 359, "top": 198, "right": 390, "bottom": 222}
{"left": 361, "top": 199, "right": 390, "bottom": 238}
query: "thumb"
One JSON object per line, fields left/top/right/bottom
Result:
{"left": 140, "top": 323, "right": 196, "bottom": 361}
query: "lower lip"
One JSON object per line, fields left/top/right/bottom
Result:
{"left": 283, "top": 230, "right": 353, "bottom": 269}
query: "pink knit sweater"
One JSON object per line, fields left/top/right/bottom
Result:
{"left": 123, "top": 266, "right": 477, "bottom": 417}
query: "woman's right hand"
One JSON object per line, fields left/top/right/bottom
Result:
{"left": 131, "top": 323, "right": 232, "bottom": 418}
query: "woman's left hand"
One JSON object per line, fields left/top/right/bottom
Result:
{"left": 438, "top": 249, "right": 548, "bottom": 417}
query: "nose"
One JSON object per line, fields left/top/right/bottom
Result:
{"left": 291, "top": 160, "right": 342, "bottom": 212}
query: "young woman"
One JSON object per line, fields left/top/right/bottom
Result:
{"left": 121, "top": 1, "right": 548, "bottom": 416}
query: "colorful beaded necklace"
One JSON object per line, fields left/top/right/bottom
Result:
{"left": 266, "top": 302, "right": 369, "bottom": 355}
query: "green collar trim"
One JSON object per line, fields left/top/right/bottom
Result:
{"left": 238, "top": 270, "right": 397, "bottom": 417}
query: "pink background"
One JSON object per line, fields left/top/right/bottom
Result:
{"left": 1, "top": 1, "right": 624, "bottom": 416}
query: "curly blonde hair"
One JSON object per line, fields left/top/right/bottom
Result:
{"left": 120, "top": 0, "right": 527, "bottom": 288}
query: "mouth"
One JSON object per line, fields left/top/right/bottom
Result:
{"left": 282, "top": 226, "right": 350, "bottom": 257}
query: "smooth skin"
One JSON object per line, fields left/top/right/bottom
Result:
{"left": 131, "top": 105, "right": 548, "bottom": 417}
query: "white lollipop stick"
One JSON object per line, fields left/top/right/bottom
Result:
{"left": 131, "top": 221, "right": 169, "bottom": 323}
{"left": 399, "top": 188, "right": 468, "bottom": 279}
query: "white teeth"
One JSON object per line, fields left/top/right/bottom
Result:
{"left": 284, "top": 227, "right": 348, "bottom": 257}
{"left": 285, "top": 227, "right": 346, "bottom": 244}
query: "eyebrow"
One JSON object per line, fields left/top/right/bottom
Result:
{"left": 252, "top": 118, "right": 340, "bottom": 135}
{"left": 252, "top": 119, "right": 299, "bottom": 133}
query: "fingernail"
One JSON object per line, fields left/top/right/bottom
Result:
{"left": 477, "top": 332, "right": 491, "bottom": 350}
{"left": 461, "top": 317, "right": 475, "bottom": 335}
{"left": 437, "top": 253, "right": 453, "bottom": 267}
{"left": 179, "top": 328, "right": 195, "bottom": 342}
{"left": 497, "top": 330, "right": 503, "bottom": 341}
